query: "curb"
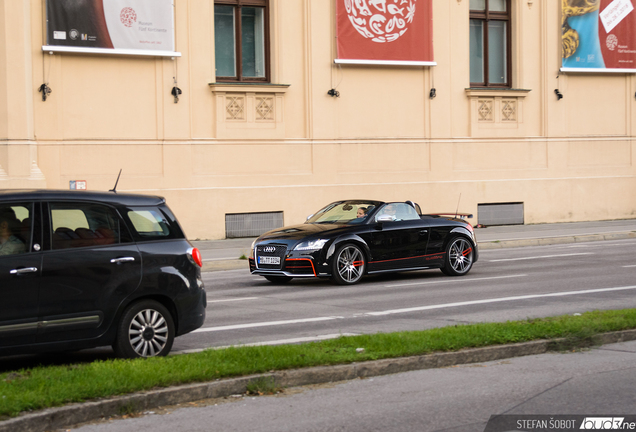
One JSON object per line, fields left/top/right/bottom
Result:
{"left": 478, "top": 231, "right": 636, "bottom": 250}
{"left": 202, "top": 231, "right": 636, "bottom": 272}
{"left": 4, "top": 329, "right": 636, "bottom": 432}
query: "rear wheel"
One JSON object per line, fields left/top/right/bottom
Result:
{"left": 264, "top": 275, "right": 293, "bottom": 284}
{"left": 441, "top": 236, "right": 474, "bottom": 276}
{"left": 331, "top": 244, "right": 365, "bottom": 285}
{"left": 113, "top": 300, "right": 175, "bottom": 359}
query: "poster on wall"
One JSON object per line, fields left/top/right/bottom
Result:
{"left": 335, "top": 0, "right": 435, "bottom": 65}
{"left": 44, "top": 0, "right": 179, "bottom": 56}
{"left": 561, "top": 0, "right": 636, "bottom": 72}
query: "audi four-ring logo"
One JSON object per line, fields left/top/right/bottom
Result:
{"left": 263, "top": 246, "right": 276, "bottom": 253}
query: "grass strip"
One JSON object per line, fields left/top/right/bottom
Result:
{"left": 2, "top": 308, "right": 636, "bottom": 419}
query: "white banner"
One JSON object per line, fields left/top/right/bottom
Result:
{"left": 45, "top": 0, "right": 177, "bottom": 56}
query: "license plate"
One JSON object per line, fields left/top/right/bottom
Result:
{"left": 259, "top": 256, "right": 280, "bottom": 265}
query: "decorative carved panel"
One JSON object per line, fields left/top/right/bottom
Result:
{"left": 478, "top": 99, "right": 494, "bottom": 122}
{"left": 210, "top": 83, "right": 290, "bottom": 139}
{"left": 255, "top": 97, "right": 274, "bottom": 121}
{"left": 226, "top": 96, "right": 245, "bottom": 120}
{"left": 501, "top": 99, "right": 516, "bottom": 122}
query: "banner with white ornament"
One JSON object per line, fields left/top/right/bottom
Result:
{"left": 561, "top": 0, "right": 636, "bottom": 72}
{"left": 336, "top": 0, "right": 434, "bottom": 65}
{"left": 44, "top": 0, "right": 178, "bottom": 57}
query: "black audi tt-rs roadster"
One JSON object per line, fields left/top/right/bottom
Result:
{"left": 249, "top": 200, "right": 478, "bottom": 285}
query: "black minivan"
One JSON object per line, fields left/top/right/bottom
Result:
{"left": 0, "top": 190, "right": 206, "bottom": 358}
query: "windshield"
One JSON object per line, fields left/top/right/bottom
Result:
{"left": 306, "top": 201, "right": 381, "bottom": 224}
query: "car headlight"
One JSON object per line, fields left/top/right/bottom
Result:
{"left": 293, "top": 239, "right": 329, "bottom": 252}
{"left": 249, "top": 240, "right": 256, "bottom": 259}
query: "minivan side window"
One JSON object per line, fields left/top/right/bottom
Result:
{"left": 50, "top": 202, "right": 129, "bottom": 250}
{"left": 125, "top": 206, "right": 183, "bottom": 241}
{"left": 0, "top": 203, "right": 32, "bottom": 256}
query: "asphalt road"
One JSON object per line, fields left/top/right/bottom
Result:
{"left": 1, "top": 237, "right": 635, "bottom": 373}
{"left": 172, "top": 237, "right": 636, "bottom": 353}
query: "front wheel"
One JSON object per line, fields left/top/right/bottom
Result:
{"left": 331, "top": 244, "right": 365, "bottom": 285}
{"left": 113, "top": 300, "right": 175, "bottom": 359}
{"left": 441, "top": 236, "right": 474, "bottom": 276}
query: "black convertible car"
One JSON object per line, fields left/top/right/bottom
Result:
{"left": 249, "top": 200, "right": 478, "bottom": 285}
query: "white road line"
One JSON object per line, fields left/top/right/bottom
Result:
{"left": 366, "top": 285, "right": 636, "bottom": 316}
{"left": 193, "top": 316, "right": 344, "bottom": 333}
{"left": 489, "top": 253, "right": 593, "bottom": 262}
{"left": 207, "top": 297, "right": 259, "bottom": 304}
{"left": 203, "top": 257, "right": 240, "bottom": 262}
{"left": 623, "top": 265, "right": 636, "bottom": 268}
{"left": 175, "top": 333, "right": 361, "bottom": 354}
{"left": 384, "top": 274, "right": 527, "bottom": 288}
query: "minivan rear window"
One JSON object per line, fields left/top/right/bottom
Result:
{"left": 126, "top": 207, "right": 183, "bottom": 240}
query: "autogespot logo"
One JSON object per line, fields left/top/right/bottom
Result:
{"left": 580, "top": 418, "right": 629, "bottom": 430}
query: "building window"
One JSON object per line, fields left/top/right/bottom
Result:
{"left": 470, "top": 0, "right": 511, "bottom": 87}
{"left": 214, "top": 0, "right": 269, "bottom": 82}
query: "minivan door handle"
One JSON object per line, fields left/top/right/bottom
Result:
{"left": 10, "top": 267, "right": 38, "bottom": 275}
{"left": 110, "top": 257, "right": 135, "bottom": 264}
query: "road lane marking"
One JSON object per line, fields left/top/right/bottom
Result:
{"left": 489, "top": 253, "right": 593, "bottom": 262}
{"left": 623, "top": 265, "right": 636, "bottom": 268}
{"left": 384, "top": 274, "right": 527, "bottom": 288}
{"left": 207, "top": 297, "right": 258, "bottom": 304}
{"left": 366, "top": 285, "right": 636, "bottom": 316}
{"left": 175, "top": 333, "right": 361, "bottom": 354}
{"left": 193, "top": 316, "right": 344, "bottom": 333}
{"left": 203, "top": 257, "right": 240, "bottom": 261}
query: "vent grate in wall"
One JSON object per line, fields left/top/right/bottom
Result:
{"left": 225, "top": 212, "right": 284, "bottom": 238}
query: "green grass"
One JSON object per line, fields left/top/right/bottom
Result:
{"left": 1, "top": 308, "right": 636, "bottom": 419}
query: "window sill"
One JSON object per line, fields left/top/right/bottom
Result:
{"left": 465, "top": 88, "right": 531, "bottom": 98}
{"left": 209, "top": 83, "right": 290, "bottom": 94}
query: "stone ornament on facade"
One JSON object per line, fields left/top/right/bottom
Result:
{"left": 344, "top": 0, "right": 417, "bottom": 43}
{"left": 255, "top": 97, "right": 274, "bottom": 121}
{"left": 478, "top": 99, "right": 494, "bottom": 122}
{"left": 226, "top": 96, "right": 245, "bottom": 120}
{"left": 502, "top": 99, "right": 517, "bottom": 122}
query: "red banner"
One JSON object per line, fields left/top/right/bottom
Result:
{"left": 336, "top": 0, "right": 434, "bottom": 65}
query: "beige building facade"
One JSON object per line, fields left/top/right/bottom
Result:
{"left": 0, "top": 0, "right": 635, "bottom": 239}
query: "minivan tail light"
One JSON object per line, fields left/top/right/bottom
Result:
{"left": 188, "top": 247, "right": 203, "bottom": 267}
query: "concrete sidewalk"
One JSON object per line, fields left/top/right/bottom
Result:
{"left": 193, "top": 218, "right": 636, "bottom": 272}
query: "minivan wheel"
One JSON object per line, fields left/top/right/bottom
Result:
{"left": 113, "top": 300, "right": 175, "bottom": 359}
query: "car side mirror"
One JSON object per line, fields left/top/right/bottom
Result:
{"left": 306, "top": 214, "right": 314, "bottom": 221}
{"left": 376, "top": 215, "right": 396, "bottom": 223}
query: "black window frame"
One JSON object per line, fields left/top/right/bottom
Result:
{"left": 214, "top": 0, "right": 270, "bottom": 83}
{"left": 469, "top": 0, "right": 512, "bottom": 88}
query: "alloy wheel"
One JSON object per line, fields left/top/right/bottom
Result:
{"left": 335, "top": 244, "right": 365, "bottom": 284}
{"left": 448, "top": 237, "right": 473, "bottom": 274}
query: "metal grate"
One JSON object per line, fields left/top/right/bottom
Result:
{"left": 478, "top": 202, "right": 524, "bottom": 226}
{"left": 225, "top": 211, "right": 284, "bottom": 238}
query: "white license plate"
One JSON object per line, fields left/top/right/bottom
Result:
{"left": 259, "top": 256, "right": 280, "bottom": 265}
